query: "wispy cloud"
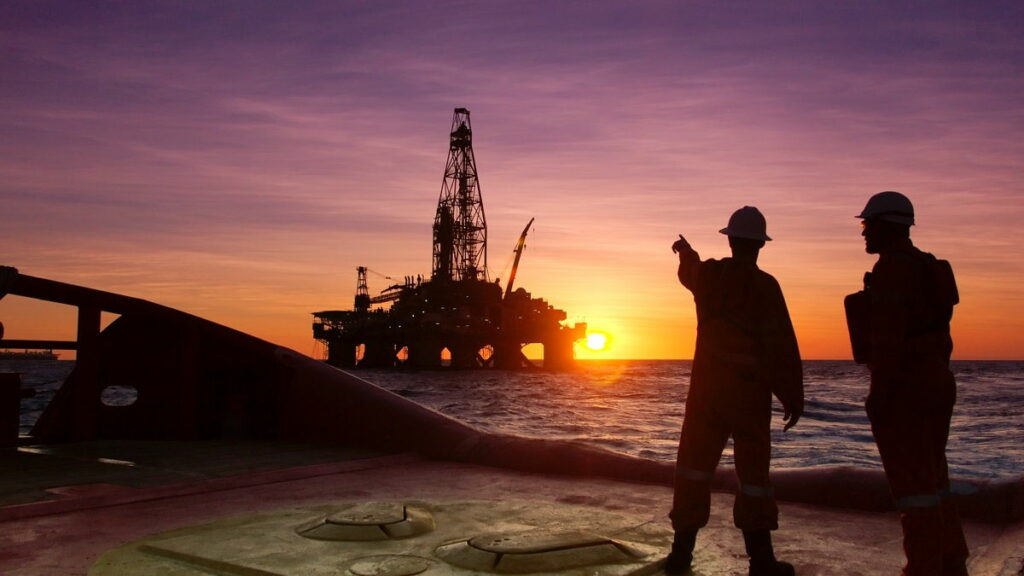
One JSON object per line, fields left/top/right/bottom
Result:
{"left": 2, "top": 1, "right": 1022, "bottom": 358}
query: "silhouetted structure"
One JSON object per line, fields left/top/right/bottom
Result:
{"left": 312, "top": 108, "right": 585, "bottom": 370}
{"left": 433, "top": 108, "right": 487, "bottom": 283}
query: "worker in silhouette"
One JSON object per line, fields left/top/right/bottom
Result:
{"left": 847, "top": 191, "right": 968, "bottom": 576}
{"left": 668, "top": 207, "right": 803, "bottom": 576}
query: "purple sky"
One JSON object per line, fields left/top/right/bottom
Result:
{"left": 2, "top": 1, "right": 1023, "bottom": 359}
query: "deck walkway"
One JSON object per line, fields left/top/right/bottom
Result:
{"left": 1, "top": 441, "right": 1021, "bottom": 576}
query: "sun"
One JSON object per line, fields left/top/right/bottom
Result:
{"left": 583, "top": 331, "right": 610, "bottom": 352}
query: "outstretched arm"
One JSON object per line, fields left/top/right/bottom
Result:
{"left": 672, "top": 235, "right": 700, "bottom": 289}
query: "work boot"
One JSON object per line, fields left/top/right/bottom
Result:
{"left": 664, "top": 529, "right": 697, "bottom": 575}
{"left": 743, "top": 530, "right": 795, "bottom": 576}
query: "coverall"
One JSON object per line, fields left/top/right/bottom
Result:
{"left": 863, "top": 238, "right": 968, "bottom": 576}
{"left": 671, "top": 246, "right": 803, "bottom": 533}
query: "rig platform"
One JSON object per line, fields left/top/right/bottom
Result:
{"left": 313, "top": 108, "right": 585, "bottom": 370}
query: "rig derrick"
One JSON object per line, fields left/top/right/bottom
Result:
{"left": 312, "top": 108, "right": 585, "bottom": 370}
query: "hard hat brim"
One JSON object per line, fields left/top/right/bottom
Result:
{"left": 719, "top": 227, "right": 772, "bottom": 241}
{"left": 855, "top": 213, "right": 915, "bottom": 226}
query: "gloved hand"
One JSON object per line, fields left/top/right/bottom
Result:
{"left": 782, "top": 402, "right": 802, "bottom": 432}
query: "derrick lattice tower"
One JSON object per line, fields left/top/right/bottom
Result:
{"left": 353, "top": 266, "right": 370, "bottom": 312}
{"left": 432, "top": 108, "right": 487, "bottom": 282}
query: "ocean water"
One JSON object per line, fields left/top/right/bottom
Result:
{"left": 7, "top": 359, "right": 1022, "bottom": 481}
{"left": 357, "top": 360, "right": 1024, "bottom": 481}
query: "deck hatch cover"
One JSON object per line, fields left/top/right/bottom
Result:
{"left": 435, "top": 529, "right": 646, "bottom": 573}
{"left": 296, "top": 501, "right": 435, "bottom": 541}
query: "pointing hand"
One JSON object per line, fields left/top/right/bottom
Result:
{"left": 672, "top": 234, "right": 690, "bottom": 254}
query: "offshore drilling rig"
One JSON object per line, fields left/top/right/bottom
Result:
{"left": 312, "top": 108, "right": 586, "bottom": 370}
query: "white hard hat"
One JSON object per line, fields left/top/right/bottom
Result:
{"left": 857, "top": 191, "right": 915, "bottom": 226}
{"left": 719, "top": 206, "right": 772, "bottom": 241}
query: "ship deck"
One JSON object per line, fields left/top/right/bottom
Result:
{"left": 2, "top": 440, "right": 1022, "bottom": 576}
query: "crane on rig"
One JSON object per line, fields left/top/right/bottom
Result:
{"left": 503, "top": 217, "right": 534, "bottom": 300}
{"left": 353, "top": 266, "right": 417, "bottom": 312}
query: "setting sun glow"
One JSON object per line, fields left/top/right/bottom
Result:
{"left": 584, "top": 332, "right": 610, "bottom": 352}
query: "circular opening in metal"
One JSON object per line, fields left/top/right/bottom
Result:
{"left": 100, "top": 385, "right": 138, "bottom": 407}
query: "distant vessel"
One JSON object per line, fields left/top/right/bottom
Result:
{"left": 0, "top": 349, "right": 58, "bottom": 360}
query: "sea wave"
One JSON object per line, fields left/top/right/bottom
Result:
{"left": 358, "top": 360, "right": 1024, "bottom": 481}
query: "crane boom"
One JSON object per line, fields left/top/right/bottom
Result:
{"left": 503, "top": 217, "right": 535, "bottom": 300}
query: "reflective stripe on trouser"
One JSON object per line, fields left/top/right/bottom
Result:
{"left": 671, "top": 463, "right": 779, "bottom": 532}
{"left": 733, "top": 483, "right": 778, "bottom": 531}
{"left": 870, "top": 393, "right": 969, "bottom": 575}
{"left": 670, "top": 391, "right": 778, "bottom": 532}
{"left": 670, "top": 465, "right": 714, "bottom": 530}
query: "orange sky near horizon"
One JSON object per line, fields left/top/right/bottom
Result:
{"left": 2, "top": 2, "right": 1023, "bottom": 361}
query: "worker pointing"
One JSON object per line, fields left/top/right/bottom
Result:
{"left": 667, "top": 206, "right": 803, "bottom": 576}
